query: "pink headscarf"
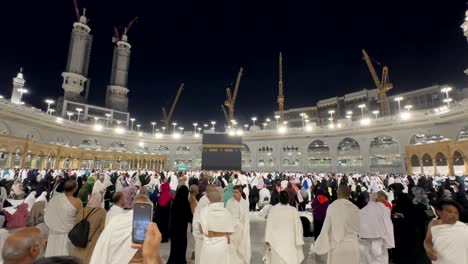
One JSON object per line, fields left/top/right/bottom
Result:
{"left": 158, "top": 182, "right": 172, "bottom": 207}
{"left": 87, "top": 193, "right": 103, "bottom": 208}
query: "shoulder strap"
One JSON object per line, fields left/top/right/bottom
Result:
{"left": 84, "top": 208, "right": 99, "bottom": 220}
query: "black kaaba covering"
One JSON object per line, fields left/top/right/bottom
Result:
{"left": 201, "top": 134, "right": 242, "bottom": 170}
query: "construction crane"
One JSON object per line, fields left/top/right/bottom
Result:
{"left": 277, "top": 52, "right": 285, "bottom": 120}
{"left": 362, "top": 49, "right": 393, "bottom": 116}
{"left": 161, "top": 83, "right": 184, "bottom": 128}
{"left": 221, "top": 105, "right": 229, "bottom": 125}
{"left": 113, "top": 17, "right": 138, "bottom": 43}
{"left": 223, "top": 67, "right": 243, "bottom": 123}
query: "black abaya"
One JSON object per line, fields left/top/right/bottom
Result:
{"left": 167, "top": 186, "right": 193, "bottom": 264}
{"left": 155, "top": 201, "right": 172, "bottom": 243}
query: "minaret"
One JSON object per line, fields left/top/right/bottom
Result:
{"left": 61, "top": 9, "right": 93, "bottom": 103}
{"left": 277, "top": 52, "right": 285, "bottom": 120}
{"left": 105, "top": 17, "right": 137, "bottom": 112}
{"left": 10, "top": 68, "right": 25, "bottom": 104}
{"left": 462, "top": 10, "right": 468, "bottom": 75}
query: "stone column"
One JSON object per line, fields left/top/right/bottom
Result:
{"left": 464, "top": 156, "right": 468, "bottom": 175}
{"left": 447, "top": 156, "right": 454, "bottom": 176}
{"left": 406, "top": 156, "right": 413, "bottom": 174}
{"left": 433, "top": 159, "right": 437, "bottom": 175}
{"left": 420, "top": 160, "right": 424, "bottom": 174}
{"left": 6, "top": 153, "right": 12, "bottom": 168}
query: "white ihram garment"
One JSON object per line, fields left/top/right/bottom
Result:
{"left": 226, "top": 198, "right": 251, "bottom": 264}
{"left": 431, "top": 221, "right": 468, "bottom": 264}
{"left": 265, "top": 204, "right": 304, "bottom": 264}
{"left": 89, "top": 211, "right": 137, "bottom": 264}
{"left": 312, "top": 198, "right": 360, "bottom": 264}
{"left": 106, "top": 204, "right": 124, "bottom": 226}
{"left": 199, "top": 202, "right": 234, "bottom": 264}
{"left": 44, "top": 193, "right": 78, "bottom": 257}
{"left": 192, "top": 195, "right": 210, "bottom": 264}
{"left": 359, "top": 201, "right": 394, "bottom": 264}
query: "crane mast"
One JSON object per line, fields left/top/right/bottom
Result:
{"left": 161, "top": 83, "right": 184, "bottom": 128}
{"left": 223, "top": 67, "right": 243, "bottom": 123}
{"left": 277, "top": 52, "right": 285, "bottom": 121}
{"left": 362, "top": 49, "right": 393, "bottom": 116}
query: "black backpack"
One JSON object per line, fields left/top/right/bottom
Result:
{"left": 68, "top": 208, "right": 100, "bottom": 248}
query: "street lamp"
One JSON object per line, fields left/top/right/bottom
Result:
{"left": 151, "top": 122, "right": 156, "bottom": 134}
{"left": 162, "top": 126, "right": 166, "bottom": 134}
{"left": 76, "top": 108, "right": 83, "bottom": 124}
{"left": 210, "top": 121, "right": 216, "bottom": 132}
{"left": 394, "top": 97, "right": 403, "bottom": 113}
{"left": 193, "top": 123, "right": 198, "bottom": 134}
{"left": 300, "top": 113, "right": 306, "bottom": 127}
{"left": 94, "top": 117, "right": 99, "bottom": 124}
{"left": 105, "top": 113, "right": 111, "bottom": 127}
{"left": 441, "top": 86, "right": 452, "bottom": 102}
{"left": 44, "top": 99, "right": 54, "bottom": 113}
{"left": 404, "top": 105, "right": 413, "bottom": 112}
{"left": 244, "top": 124, "right": 248, "bottom": 131}
{"left": 179, "top": 127, "right": 184, "bottom": 134}
{"left": 251, "top": 117, "right": 257, "bottom": 126}
{"left": 116, "top": 121, "right": 122, "bottom": 127}
{"left": 172, "top": 122, "right": 177, "bottom": 133}
{"left": 17, "top": 88, "right": 28, "bottom": 104}
{"left": 328, "top": 110, "right": 335, "bottom": 121}
{"left": 263, "top": 123, "right": 267, "bottom": 129}
{"left": 48, "top": 109, "right": 55, "bottom": 115}
{"left": 274, "top": 115, "right": 280, "bottom": 127}
{"left": 66, "top": 112, "right": 73, "bottom": 121}
{"left": 372, "top": 110, "right": 379, "bottom": 119}
{"left": 346, "top": 110, "right": 353, "bottom": 120}
{"left": 130, "top": 118, "right": 135, "bottom": 131}
{"left": 136, "top": 124, "right": 141, "bottom": 132}
{"left": 266, "top": 118, "right": 271, "bottom": 122}
{"left": 358, "top": 104, "right": 366, "bottom": 118}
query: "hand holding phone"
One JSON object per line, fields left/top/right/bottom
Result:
{"left": 132, "top": 202, "right": 154, "bottom": 244}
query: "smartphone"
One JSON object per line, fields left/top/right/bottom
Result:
{"left": 132, "top": 202, "right": 154, "bottom": 244}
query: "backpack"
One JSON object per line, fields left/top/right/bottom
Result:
{"left": 68, "top": 208, "right": 100, "bottom": 248}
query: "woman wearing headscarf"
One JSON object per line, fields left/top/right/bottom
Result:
{"left": 155, "top": 181, "right": 172, "bottom": 243}
{"left": 10, "top": 179, "right": 24, "bottom": 199}
{"left": 77, "top": 177, "right": 94, "bottom": 206}
{"left": 311, "top": 189, "right": 329, "bottom": 239}
{"left": 222, "top": 183, "right": 234, "bottom": 207}
{"left": 122, "top": 186, "right": 137, "bottom": 209}
{"left": 285, "top": 182, "right": 298, "bottom": 207}
{"left": 27, "top": 191, "right": 48, "bottom": 233}
{"left": 71, "top": 193, "right": 106, "bottom": 264}
{"left": 249, "top": 185, "right": 260, "bottom": 211}
{"left": 167, "top": 185, "right": 193, "bottom": 264}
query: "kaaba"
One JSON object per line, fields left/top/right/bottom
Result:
{"left": 201, "top": 134, "right": 242, "bottom": 170}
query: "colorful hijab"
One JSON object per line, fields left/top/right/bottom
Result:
{"left": 158, "top": 182, "right": 172, "bottom": 207}
{"left": 122, "top": 186, "right": 137, "bottom": 209}
{"left": 222, "top": 183, "right": 234, "bottom": 206}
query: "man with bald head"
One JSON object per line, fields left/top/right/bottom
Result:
{"left": 2, "top": 227, "right": 45, "bottom": 264}
{"left": 90, "top": 194, "right": 155, "bottom": 264}
{"left": 106, "top": 191, "right": 126, "bottom": 225}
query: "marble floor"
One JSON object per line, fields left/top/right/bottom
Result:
{"left": 159, "top": 213, "right": 327, "bottom": 263}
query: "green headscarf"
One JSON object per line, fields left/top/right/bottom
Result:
{"left": 222, "top": 183, "right": 234, "bottom": 207}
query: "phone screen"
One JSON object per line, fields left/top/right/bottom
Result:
{"left": 132, "top": 202, "right": 153, "bottom": 244}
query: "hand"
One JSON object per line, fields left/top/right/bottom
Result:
{"left": 131, "top": 222, "right": 162, "bottom": 264}
{"left": 427, "top": 247, "right": 438, "bottom": 261}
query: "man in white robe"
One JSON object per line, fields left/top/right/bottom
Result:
{"left": 359, "top": 191, "right": 394, "bottom": 264}
{"left": 90, "top": 194, "right": 150, "bottom": 264}
{"left": 106, "top": 191, "right": 125, "bottom": 225}
{"left": 265, "top": 190, "right": 304, "bottom": 264}
{"left": 44, "top": 180, "right": 82, "bottom": 257}
{"left": 192, "top": 185, "right": 213, "bottom": 264}
{"left": 424, "top": 199, "right": 468, "bottom": 263}
{"left": 312, "top": 185, "right": 360, "bottom": 264}
{"left": 92, "top": 173, "right": 107, "bottom": 194}
{"left": 226, "top": 185, "right": 251, "bottom": 264}
{"left": 198, "top": 187, "right": 234, "bottom": 264}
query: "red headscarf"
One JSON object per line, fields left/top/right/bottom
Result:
{"left": 158, "top": 182, "right": 172, "bottom": 207}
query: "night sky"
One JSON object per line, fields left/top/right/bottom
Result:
{"left": 0, "top": 0, "right": 467, "bottom": 130}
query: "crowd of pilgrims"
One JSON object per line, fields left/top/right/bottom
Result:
{"left": 0, "top": 167, "right": 467, "bottom": 264}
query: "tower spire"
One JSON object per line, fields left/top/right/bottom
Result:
{"left": 277, "top": 52, "right": 285, "bottom": 120}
